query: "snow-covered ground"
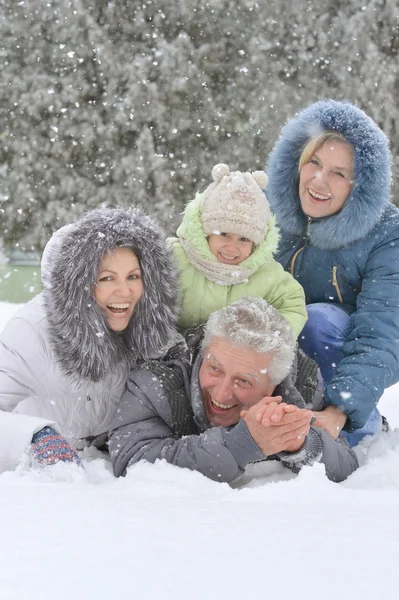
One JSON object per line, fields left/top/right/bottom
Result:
{"left": 1, "top": 301, "right": 399, "bottom": 600}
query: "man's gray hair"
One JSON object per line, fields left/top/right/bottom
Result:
{"left": 202, "top": 297, "right": 296, "bottom": 385}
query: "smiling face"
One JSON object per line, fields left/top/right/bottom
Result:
{"left": 299, "top": 140, "right": 353, "bottom": 218}
{"left": 94, "top": 247, "right": 144, "bottom": 332}
{"left": 208, "top": 232, "right": 254, "bottom": 265}
{"left": 199, "top": 337, "right": 275, "bottom": 427}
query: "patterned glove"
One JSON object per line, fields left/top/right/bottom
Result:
{"left": 30, "top": 427, "right": 82, "bottom": 467}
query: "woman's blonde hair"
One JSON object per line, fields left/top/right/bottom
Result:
{"left": 298, "top": 131, "right": 352, "bottom": 173}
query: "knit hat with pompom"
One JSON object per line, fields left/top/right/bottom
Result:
{"left": 200, "top": 164, "right": 270, "bottom": 245}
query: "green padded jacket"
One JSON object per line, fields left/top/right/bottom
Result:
{"left": 169, "top": 193, "right": 307, "bottom": 336}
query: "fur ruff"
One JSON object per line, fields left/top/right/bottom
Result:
{"left": 175, "top": 193, "right": 280, "bottom": 278}
{"left": 44, "top": 207, "right": 179, "bottom": 382}
{"left": 267, "top": 99, "right": 392, "bottom": 250}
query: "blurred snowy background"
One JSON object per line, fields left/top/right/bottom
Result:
{"left": 1, "top": 0, "right": 398, "bottom": 252}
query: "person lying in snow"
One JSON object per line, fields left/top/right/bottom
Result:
{"left": 0, "top": 207, "right": 180, "bottom": 473}
{"left": 267, "top": 99, "right": 399, "bottom": 447}
{"left": 109, "top": 297, "right": 359, "bottom": 483}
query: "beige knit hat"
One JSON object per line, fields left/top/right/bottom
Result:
{"left": 200, "top": 164, "right": 270, "bottom": 245}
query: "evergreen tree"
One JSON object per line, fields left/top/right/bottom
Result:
{"left": 0, "top": 0, "right": 398, "bottom": 250}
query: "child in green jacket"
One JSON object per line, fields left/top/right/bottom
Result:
{"left": 169, "top": 163, "right": 307, "bottom": 336}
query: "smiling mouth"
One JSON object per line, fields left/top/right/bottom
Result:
{"left": 107, "top": 303, "right": 130, "bottom": 316}
{"left": 210, "top": 397, "right": 236, "bottom": 411}
{"left": 308, "top": 188, "right": 331, "bottom": 202}
{"left": 219, "top": 252, "right": 238, "bottom": 261}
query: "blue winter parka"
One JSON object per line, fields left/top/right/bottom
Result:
{"left": 267, "top": 99, "right": 399, "bottom": 432}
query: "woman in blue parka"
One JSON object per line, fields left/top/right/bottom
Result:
{"left": 267, "top": 99, "right": 399, "bottom": 446}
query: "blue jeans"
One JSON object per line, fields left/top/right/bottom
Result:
{"left": 298, "top": 303, "right": 382, "bottom": 447}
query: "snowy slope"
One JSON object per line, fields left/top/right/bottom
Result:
{"left": 1, "top": 301, "right": 399, "bottom": 600}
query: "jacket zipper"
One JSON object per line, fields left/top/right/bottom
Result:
{"left": 333, "top": 267, "right": 343, "bottom": 303}
{"left": 332, "top": 266, "right": 343, "bottom": 303}
{"left": 290, "top": 217, "right": 312, "bottom": 276}
{"left": 290, "top": 247, "right": 304, "bottom": 275}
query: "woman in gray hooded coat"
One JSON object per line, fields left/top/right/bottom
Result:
{"left": 0, "top": 207, "right": 179, "bottom": 472}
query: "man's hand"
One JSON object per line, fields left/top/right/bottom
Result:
{"left": 241, "top": 398, "right": 313, "bottom": 455}
{"left": 312, "top": 405, "right": 347, "bottom": 439}
{"left": 239, "top": 395, "right": 282, "bottom": 421}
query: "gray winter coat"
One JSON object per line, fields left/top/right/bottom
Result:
{"left": 0, "top": 207, "right": 179, "bottom": 473}
{"left": 109, "top": 339, "right": 359, "bottom": 484}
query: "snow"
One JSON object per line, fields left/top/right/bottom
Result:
{"left": 1, "top": 301, "right": 399, "bottom": 599}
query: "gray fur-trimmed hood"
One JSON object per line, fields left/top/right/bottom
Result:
{"left": 267, "top": 99, "right": 392, "bottom": 250}
{"left": 43, "top": 207, "right": 180, "bottom": 382}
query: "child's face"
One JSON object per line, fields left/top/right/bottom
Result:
{"left": 208, "top": 232, "right": 254, "bottom": 265}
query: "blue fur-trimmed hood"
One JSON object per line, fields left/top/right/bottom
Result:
{"left": 267, "top": 100, "right": 392, "bottom": 250}
{"left": 43, "top": 207, "right": 179, "bottom": 382}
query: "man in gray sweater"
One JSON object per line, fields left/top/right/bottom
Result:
{"left": 109, "top": 297, "right": 359, "bottom": 483}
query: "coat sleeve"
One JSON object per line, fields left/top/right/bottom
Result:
{"left": 108, "top": 369, "right": 266, "bottom": 483}
{"left": 0, "top": 411, "right": 58, "bottom": 473}
{"left": 0, "top": 314, "right": 58, "bottom": 472}
{"left": 0, "top": 314, "right": 48, "bottom": 411}
{"left": 276, "top": 427, "right": 359, "bottom": 482}
{"left": 325, "top": 230, "right": 399, "bottom": 431}
{"left": 261, "top": 262, "right": 307, "bottom": 337}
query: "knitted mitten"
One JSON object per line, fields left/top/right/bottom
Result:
{"left": 30, "top": 427, "right": 82, "bottom": 467}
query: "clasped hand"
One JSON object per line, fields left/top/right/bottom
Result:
{"left": 240, "top": 395, "right": 313, "bottom": 456}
